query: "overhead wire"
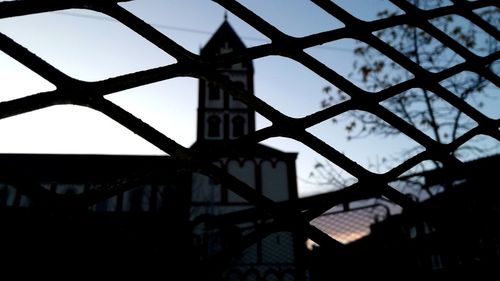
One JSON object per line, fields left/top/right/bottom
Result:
{"left": 52, "top": 11, "right": 499, "bottom": 92}
{"left": 53, "top": 10, "right": 353, "bottom": 53}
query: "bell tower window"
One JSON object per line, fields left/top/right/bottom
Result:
{"left": 232, "top": 116, "right": 245, "bottom": 138}
{"left": 208, "top": 83, "right": 221, "bottom": 100}
{"left": 229, "top": 81, "right": 247, "bottom": 108}
{"left": 230, "top": 81, "right": 245, "bottom": 98}
{"left": 207, "top": 115, "right": 221, "bottom": 137}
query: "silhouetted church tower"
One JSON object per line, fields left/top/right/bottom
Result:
{"left": 191, "top": 17, "right": 299, "bottom": 209}
{"left": 196, "top": 18, "right": 255, "bottom": 141}
{"left": 191, "top": 17, "right": 306, "bottom": 281}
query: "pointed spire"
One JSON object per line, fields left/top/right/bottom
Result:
{"left": 224, "top": 10, "right": 228, "bottom": 22}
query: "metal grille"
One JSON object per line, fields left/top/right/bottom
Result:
{"left": 0, "top": 0, "right": 499, "bottom": 276}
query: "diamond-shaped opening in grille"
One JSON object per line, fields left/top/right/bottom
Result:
{"left": 330, "top": 0, "right": 404, "bottom": 21}
{"left": 259, "top": 137, "right": 358, "bottom": 198}
{"left": 305, "top": 156, "right": 358, "bottom": 195}
{"left": 0, "top": 105, "right": 163, "bottom": 155}
{"left": 306, "top": 110, "right": 425, "bottom": 174}
{"left": 439, "top": 71, "right": 500, "bottom": 119}
{"left": 225, "top": 158, "right": 259, "bottom": 203}
{"left": 191, "top": 163, "right": 263, "bottom": 252}
{"left": 430, "top": 13, "right": 499, "bottom": 57}
{"left": 0, "top": 52, "right": 56, "bottom": 102}
{"left": 120, "top": 0, "right": 271, "bottom": 51}
{"left": 191, "top": 160, "right": 256, "bottom": 217}
{"left": 191, "top": 215, "right": 256, "bottom": 262}
{"left": 236, "top": 0, "right": 343, "bottom": 37}
{"left": 106, "top": 77, "right": 198, "bottom": 149}
{"left": 380, "top": 88, "right": 479, "bottom": 144}
{"left": 0, "top": 9, "right": 175, "bottom": 82}
{"left": 492, "top": 59, "right": 500, "bottom": 77}
{"left": 388, "top": 159, "right": 446, "bottom": 202}
{"left": 317, "top": 84, "right": 350, "bottom": 109}
{"left": 453, "top": 134, "right": 500, "bottom": 162}
{"left": 256, "top": 112, "right": 272, "bottom": 131}
{"left": 192, "top": 170, "right": 224, "bottom": 215}
{"left": 305, "top": 39, "right": 415, "bottom": 93}
{"left": 376, "top": 24, "right": 465, "bottom": 73}
{"left": 474, "top": 6, "right": 500, "bottom": 32}
{"left": 407, "top": 0, "right": 453, "bottom": 10}
{"left": 310, "top": 199, "right": 394, "bottom": 244}
{"left": 254, "top": 56, "right": 338, "bottom": 118}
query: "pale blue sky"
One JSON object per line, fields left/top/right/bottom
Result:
{"left": 0, "top": 0, "right": 497, "bottom": 197}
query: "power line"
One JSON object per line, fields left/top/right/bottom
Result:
{"left": 56, "top": 11, "right": 217, "bottom": 36}
{"left": 53, "top": 11, "right": 353, "bottom": 53}
{"left": 53, "top": 10, "right": 499, "bottom": 72}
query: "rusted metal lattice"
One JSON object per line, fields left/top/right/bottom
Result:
{"left": 0, "top": 0, "right": 499, "bottom": 278}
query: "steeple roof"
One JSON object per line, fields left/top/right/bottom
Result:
{"left": 200, "top": 20, "right": 249, "bottom": 62}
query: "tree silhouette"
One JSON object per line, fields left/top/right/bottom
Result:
{"left": 314, "top": 0, "right": 499, "bottom": 194}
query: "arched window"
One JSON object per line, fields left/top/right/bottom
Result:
{"left": 208, "top": 83, "right": 220, "bottom": 100}
{"left": 232, "top": 116, "right": 245, "bottom": 137}
{"left": 207, "top": 115, "right": 221, "bottom": 137}
{"left": 231, "top": 81, "right": 245, "bottom": 100}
